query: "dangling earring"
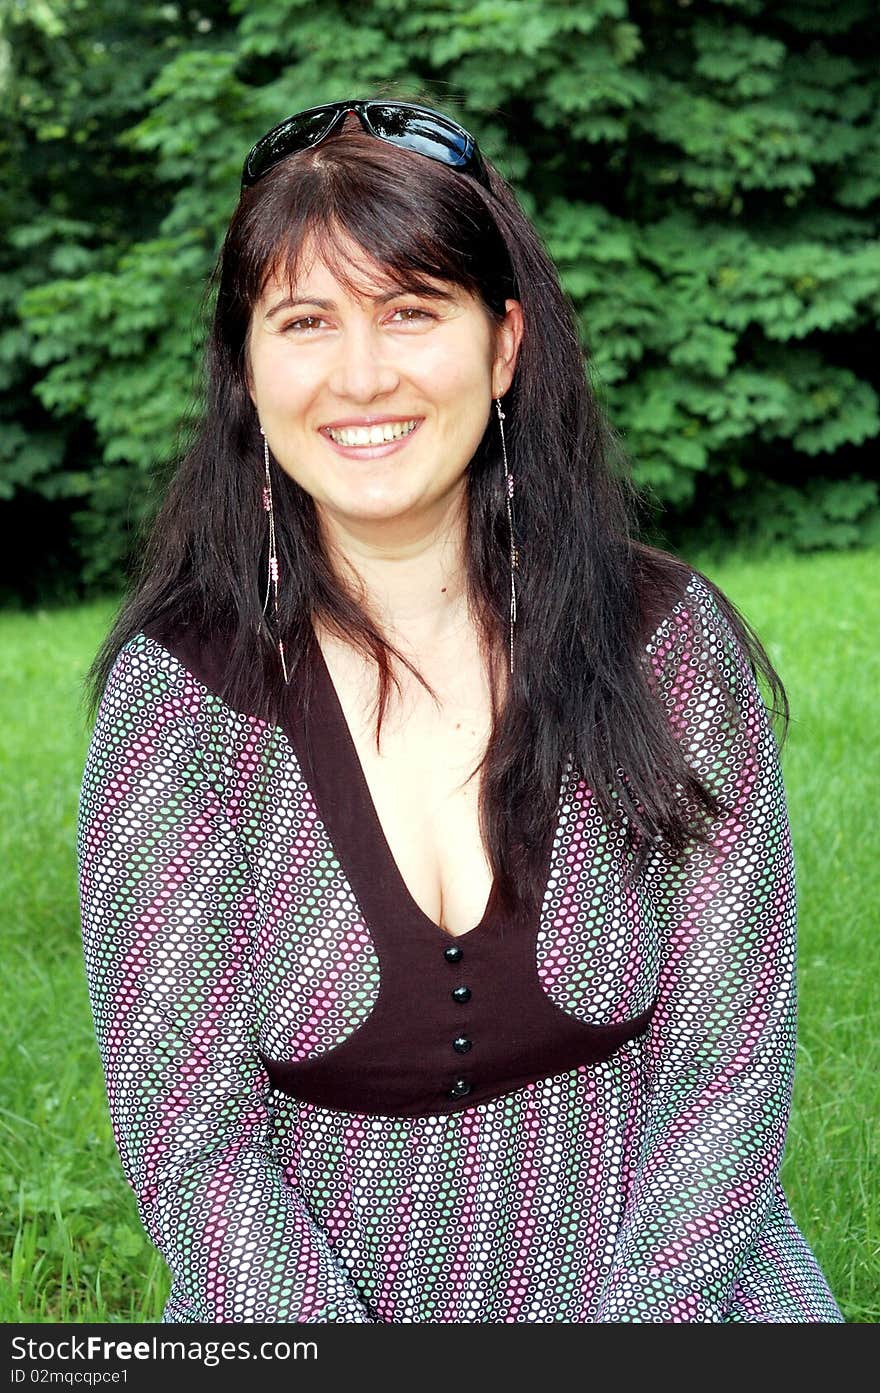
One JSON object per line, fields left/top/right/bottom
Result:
{"left": 260, "top": 427, "right": 289, "bottom": 684}
{"left": 495, "top": 397, "right": 517, "bottom": 677}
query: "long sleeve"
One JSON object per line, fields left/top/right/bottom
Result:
{"left": 595, "top": 574, "right": 805, "bottom": 1323}
{"left": 77, "top": 633, "right": 375, "bottom": 1323}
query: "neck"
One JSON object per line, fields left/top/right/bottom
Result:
{"left": 316, "top": 491, "right": 471, "bottom": 650}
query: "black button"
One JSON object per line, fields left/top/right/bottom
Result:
{"left": 453, "top": 1036, "right": 472, "bottom": 1054}
{"left": 443, "top": 945, "right": 463, "bottom": 962}
{"left": 451, "top": 985, "right": 471, "bottom": 1003}
{"left": 447, "top": 1078, "right": 472, "bottom": 1099}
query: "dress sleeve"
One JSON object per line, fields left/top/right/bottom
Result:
{"left": 594, "top": 574, "right": 800, "bottom": 1323}
{"left": 77, "top": 634, "right": 375, "bottom": 1323}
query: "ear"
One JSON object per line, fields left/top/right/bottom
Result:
{"left": 244, "top": 318, "right": 257, "bottom": 405}
{"left": 491, "top": 299, "right": 524, "bottom": 399}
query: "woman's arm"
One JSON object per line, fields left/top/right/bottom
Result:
{"left": 77, "top": 634, "right": 374, "bottom": 1323}
{"left": 595, "top": 573, "right": 804, "bottom": 1323}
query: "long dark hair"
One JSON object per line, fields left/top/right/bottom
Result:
{"left": 83, "top": 102, "right": 789, "bottom": 916}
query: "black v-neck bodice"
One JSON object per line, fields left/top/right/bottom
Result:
{"left": 263, "top": 628, "right": 655, "bottom": 1116}
{"left": 143, "top": 619, "right": 656, "bottom": 1116}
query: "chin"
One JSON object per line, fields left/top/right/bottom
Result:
{"left": 341, "top": 480, "right": 428, "bottom": 511}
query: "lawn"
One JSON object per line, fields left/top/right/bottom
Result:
{"left": 1, "top": 546, "right": 876, "bottom": 1322}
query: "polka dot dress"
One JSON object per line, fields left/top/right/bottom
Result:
{"left": 77, "top": 573, "right": 844, "bottom": 1322}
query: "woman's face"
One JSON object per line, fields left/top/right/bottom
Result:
{"left": 246, "top": 231, "right": 522, "bottom": 540}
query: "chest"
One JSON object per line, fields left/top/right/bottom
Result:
{"left": 318, "top": 632, "right": 496, "bottom": 937}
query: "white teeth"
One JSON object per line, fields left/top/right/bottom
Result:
{"left": 326, "top": 419, "right": 419, "bottom": 446}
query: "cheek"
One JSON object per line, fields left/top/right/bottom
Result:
{"left": 251, "top": 347, "right": 313, "bottom": 415}
{"left": 417, "top": 340, "right": 493, "bottom": 405}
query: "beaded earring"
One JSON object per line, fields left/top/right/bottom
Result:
{"left": 495, "top": 397, "right": 517, "bottom": 676}
{"left": 260, "top": 427, "right": 289, "bottom": 683}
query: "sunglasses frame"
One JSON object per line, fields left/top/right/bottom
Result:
{"left": 241, "top": 99, "right": 492, "bottom": 192}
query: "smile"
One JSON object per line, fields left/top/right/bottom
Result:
{"left": 323, "top": 418, "right": 421, "bottom": 447}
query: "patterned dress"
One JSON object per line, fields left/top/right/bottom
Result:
{"left": 77, "top": 571, "right": 843, "bottom": 1323}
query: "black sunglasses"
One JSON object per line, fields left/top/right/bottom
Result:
{"left": 241, "top": 99, "right": 492, "bottom": 192}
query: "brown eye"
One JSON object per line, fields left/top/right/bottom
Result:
{"left": 391, "top": 307, "right": 435, "bottom": 323}
{"left": 283, "top": 316, "right": 324, "bottom": 333}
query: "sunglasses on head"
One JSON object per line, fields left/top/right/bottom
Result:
{"left": 241, "top": 99, "right": 492, "bottom": 192}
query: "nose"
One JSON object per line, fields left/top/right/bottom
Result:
{"left": 326, "top": 320, "right": 401, "bottom": 402}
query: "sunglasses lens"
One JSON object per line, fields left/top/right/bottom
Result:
{"left": 366, "top": 105, "right": 475, "bottom": 170}
{"left": 244, "top": 107, "right": 339, "bottom": 185}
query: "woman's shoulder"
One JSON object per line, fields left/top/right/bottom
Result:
{"left": 632, "top": 544, "right": 731, "bottom": 652}
{"left": 137, "top": 613, "right": 239, "bottom": 704}
{"left": 126, "top": 611, "right": 301, "bottom": 734}
{"left": 99, "top": 613, "right": 257, "bottom": 726}
{"left": 632, "top": 548, "right": 762, "bottom": 724}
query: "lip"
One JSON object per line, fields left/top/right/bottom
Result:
{"left": 319, "top": 417, "right": 424, "bottom": 459}
{"left": 320, "top": 414, "right": 424, "bottom": 430}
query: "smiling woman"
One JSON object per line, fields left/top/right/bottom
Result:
{"left": 76, "top": 97, "right": 844, "bottom": 1324}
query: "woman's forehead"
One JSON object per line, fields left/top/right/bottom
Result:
{"left": 258, "top": 233, "right": 461, "bottom": 307}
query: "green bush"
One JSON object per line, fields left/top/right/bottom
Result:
{"left": 2, "top": 0, "right": 879, "bottom": 598}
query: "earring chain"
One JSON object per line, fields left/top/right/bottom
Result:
{"left": 495, "top": 397, "right": 517, "bottom": 677}
{"left": 261, "top": 429, "right": 289, "bottom": 684}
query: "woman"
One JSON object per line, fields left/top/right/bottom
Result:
{"left": 77, "top": 98, "right": 843, "bottom": 1323}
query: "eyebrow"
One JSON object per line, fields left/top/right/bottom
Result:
{"left": 265, "top": 286, "right": 456, "bottom": 319}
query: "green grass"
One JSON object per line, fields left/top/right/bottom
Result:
{"left": 1, "top": 548, "right": 877, "bottom": 1323}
